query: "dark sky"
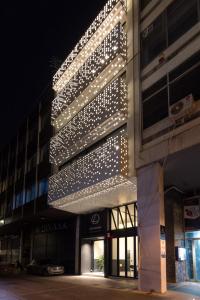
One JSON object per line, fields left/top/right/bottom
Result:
{"left": 0, "top": 0, "right": 107, "bottom": 149}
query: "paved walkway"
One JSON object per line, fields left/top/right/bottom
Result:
{"left": 0, "top": 275, "right": 200, "bottom": 300}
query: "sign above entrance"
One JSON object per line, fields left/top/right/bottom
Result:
{"left": 184, "top": 198, "right": 200, "bottom": 231}
{"left": 81, "top": 210, "right": 107, "bottom": 237}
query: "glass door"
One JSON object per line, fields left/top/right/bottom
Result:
{"left": 111, "top": 236, "right": 138, "bottom": 278}
{"left": 186, "top": 238, "right": 200, "bottom": 281}
{"left": 193, "top": 240, "right": 200, "bottom": 281}
{"left": 93, "top": 240, "right": 104, "bottom": 274}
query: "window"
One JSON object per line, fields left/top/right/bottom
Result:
{"left": 169, "top": 64, "right": 200, "bottom": 105}
{"left": 141, "top": 0, "right": 200, "bottom": 68}
{"left": 167, "top": 0, "right": 198, "bottom": 45}
{"left": 38, "top": 178, "right": 48, "bottom": 197}
{"left": 143, "top": 88, "right": 168, "bottom": 129}
{"left": 27, "top": 154, "right": 37, "bottom": 173}
{"left": 25, "top": 184, "right": 36, "bottom": 203}
{"left": 142, "top": 51, "right": 200, "bottom": 129}
{"left": 111, "top": 203, "right": 137, "bottom": 230}
{"left": 141, "top": 13, "right": 166, "bottom": 68}
{"left": 14, "top": 191, "right": 24, "bottom": 209}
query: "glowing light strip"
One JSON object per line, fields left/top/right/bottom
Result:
{"left": 49, "top": 175, "right": 136, "bottom": 213}
{"left": 50, "top": 77, "right": 127, "bottom": 166}
{"left": 53, "top": 0, "right": 126, "bottom": 92}
{"left": 52, "top": 23, "right": 126, "bottom": 125}
{"left": 48, "top": 129, "right": 128, "bottom": 204}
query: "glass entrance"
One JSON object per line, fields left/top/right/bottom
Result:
{"left": 93, "top": 240, "right": 104, "bottom": 274}
{"left": 111, "top": 236, "right": 138, "bottom": 278}
{"left": 186, "top": 232, "right": 200, "bottom": 281}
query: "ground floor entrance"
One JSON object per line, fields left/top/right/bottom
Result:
{"left": 111, "top": 235, "right": 138, "bottom": 278}
{"left": 186, "top": 231, "right": 200, "bottom": 281}
{"left": 81, "top": 238, "right": 105, "bottom": 276}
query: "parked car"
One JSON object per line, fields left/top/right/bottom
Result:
{"left": 27, "top": 259, "right": 65, "bottom": 276}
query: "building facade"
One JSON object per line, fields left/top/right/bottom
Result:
{"left": 135, "top": 0, "right": 200, "bottom": 293}
{"left": 0, "top": 89, "right": 77, "bottom": 272}
{"left": 48, "top": 0, "right": 139, "bottom": 280}
{"left": 49, "top": 0, "right": 200, "bottom": 293}
{"left": 0, "top": 0, "right": 200, "bottom": 294}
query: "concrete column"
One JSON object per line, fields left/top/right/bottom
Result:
{"left": 138, "top": 163, "right": 167, "bottom": 293}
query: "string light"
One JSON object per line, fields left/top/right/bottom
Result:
{"left": 48, "top": 129, "right": 129, "bottom": 204}
{"left": 50, "top": 77, "right": 127, "bottom": 166}
{"left": 53, "top": 0, "right": 126, "bottom": 92}
{"left": 52, "top": 23, "right": 126, "bottom": 125}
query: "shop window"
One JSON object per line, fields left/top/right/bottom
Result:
{"left": 38, "top": 178, "right": 48, "bottom": 197}
{"left": 167, "top": 0, "right": 198, "bottom": 46}
{"left": 141, "top": 13, "right": 166, "bottom": 68}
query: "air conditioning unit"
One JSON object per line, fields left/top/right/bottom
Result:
{"left": 169, "top": 94, "right": 194, "bottom": 121}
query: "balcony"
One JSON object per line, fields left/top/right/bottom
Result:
{"left": 50, "top": 77, "right": 127, "bottom": 166}
{"left": 52, "top": 22, "right": 126, "bottom": 129}
{"left": 53, "top": 0, "right": 126, "bottom": 92}
{"left": 48, "top": 129, "right": 137, "bottom": 214}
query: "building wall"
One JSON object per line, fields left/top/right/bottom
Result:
{"left": 135, "top": 0, "right": 200, "bottom": 169}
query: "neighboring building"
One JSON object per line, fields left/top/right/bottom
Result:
{"left": 134, "top": 0, "right": 200, "bottom": 293}
{"left": 0, "top": 88, "right": 77, "bottom": 272}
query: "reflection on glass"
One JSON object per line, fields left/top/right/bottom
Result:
{"left": 135, "top": 236, "right": 139, "bottom": 277}
{"left": 119, "top": 207, "right": 126, "bottom": 229}
{"left": 93, "top": 240, "right": 104, "bottom": 273}
{"left": 185, "top": 239, "right": 193, "bottom": 280}
{"left": 112, "top": 238, "right": 117, "bottom": 276}
{"left": 119, "top": 237, "right": 125, "bottom": 276}
{"left": 128, "top": 204, "right": 135, "bottom": 226}
{"left": 194, "top": 240, "right": 200, "bottom": 281}
{"left": 111, "top": 209, "right": 118, "bottom": 230}
{"left": 127, "top": 237, "right": 134, "bottom": 277}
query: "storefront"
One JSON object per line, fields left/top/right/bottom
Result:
{"left": 80, "top": 202, "right": 138, "bottom": 279}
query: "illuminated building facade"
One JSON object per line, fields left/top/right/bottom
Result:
{"left": 49, "top": 0, "right": 139, "bottom": 281}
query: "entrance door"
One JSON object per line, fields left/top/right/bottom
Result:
{"left": 186, "top": 238, "right": 200, "bottom": 281}
{"left": 81, "top": 239, "right": 104, "bottom": 276}
{"left": 93, "top": 240, "right": 104, "bottom": 274}
{"left": 111, "top": 236, "right": 138, "bottom": 278}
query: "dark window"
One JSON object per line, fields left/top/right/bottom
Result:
{"left": 142, "top": 76, "right": 167, "bottom": 100}
{"left": 25, "top": 183, "right": 36, "bottom": 203}
{"left": 143, "top": 88, "right": 168, "bottom": 129}
{"left": 169, "top": 64, "right": 200, "bottom": 105}
{"left": 140, "top": 0, "right": 152, "bottom": 10}
{"left": 38, "top": 178, "right": 48, "bottom": 197}
{"left": 167, "top": 0, "right": 198, "bottom": 46}
{"left": 14, "top": 191, "right": 24, "bottom": 209}
{"left": 169, "top": 50, "right": 200, "bottom": 81}
{"left": 141, "top": 13, "right": 166, "bottom": 68}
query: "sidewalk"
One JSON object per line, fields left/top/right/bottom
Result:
{"left": 0, "top": 274, "right": 200, "bottom": 300}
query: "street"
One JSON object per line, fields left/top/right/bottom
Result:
{"left": 0, "top": 275, "right": 200, "bottom": 300}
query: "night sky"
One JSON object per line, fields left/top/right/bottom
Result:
{"left": 0, "top": 0, "right": 107, "bottom": 149}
